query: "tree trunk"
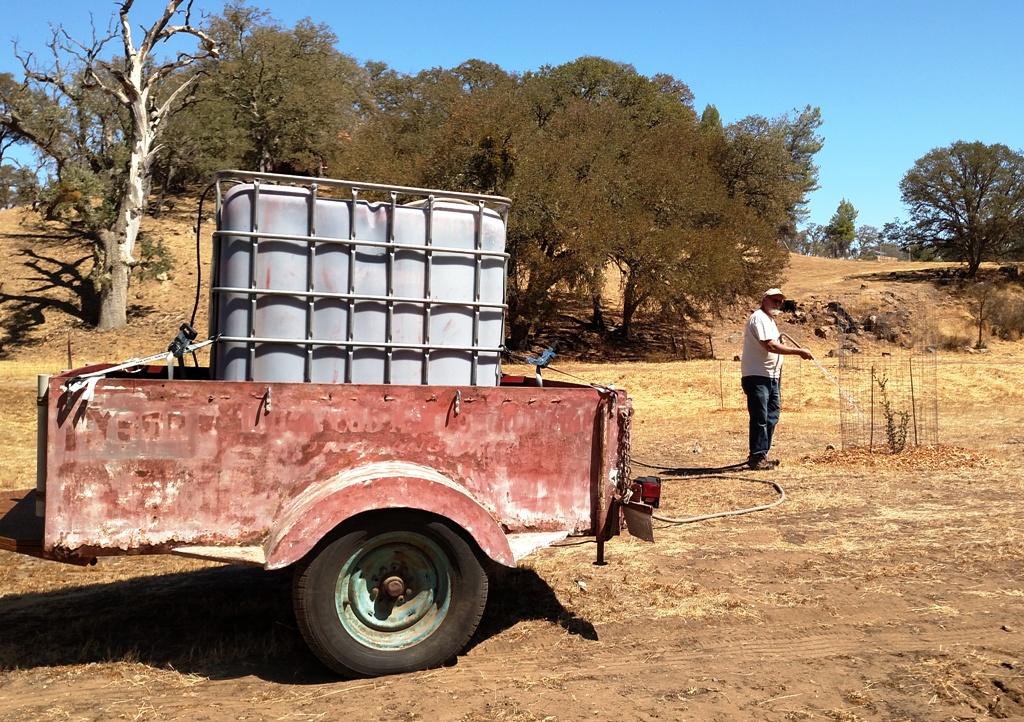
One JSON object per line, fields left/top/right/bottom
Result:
{"left": 589, "top": 265, "right": 606, "bottom": 331}
{"left": 152, "top": 162, "right": 175, "bottom": 218}
{"left": 620, "top": 279, "right": 641, "bottom": 340}
{"left": 591, "top": 294, "right": 606, "bottom": 331}
{"left": 96, "top": 101, "right": 153, "bottom": 331}
{"left": 976, "top": 298, "right": 986, "bottom": 349}
{"left": 96, "top": 228, "right": 130, "bottom": 330}
{"left": 507, "top": 317, "right": 531, "bottom": 351}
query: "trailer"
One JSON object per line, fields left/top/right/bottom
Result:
{"left": 0, "top": 172, "right": 647, "bottom": 678}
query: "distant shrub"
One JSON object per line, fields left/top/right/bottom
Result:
{"left": 988, "top": 291, "right": 1024, "bottom": 340}
{"left": 936, "top": 333, "right": 971, "bottom": 351}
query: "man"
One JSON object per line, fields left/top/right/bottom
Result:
{"left": 741, "top": 288, "right": 813, "bottom": 470}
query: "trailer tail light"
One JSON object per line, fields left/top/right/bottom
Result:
{"left": 631, "top": 476, "right": 661, "bottom": 508}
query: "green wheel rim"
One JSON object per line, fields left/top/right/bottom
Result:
{"left": 335, "top": 530, "right": 453, "bottom": 650}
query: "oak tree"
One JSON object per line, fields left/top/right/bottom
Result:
{"left": 194, "top": 3, "right": 367, "bottom": 177}
{"left": 899, "top": 140, "right": 1024, "bottom": 276}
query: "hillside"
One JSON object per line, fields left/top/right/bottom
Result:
{"left": 0, "top": 198, "right": 1017, "bottom": 367}
{"left": 0, "top": 202, "right": 211, "bottom": 366}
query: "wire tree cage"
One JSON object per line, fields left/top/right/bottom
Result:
{"left": 832, "top": 296, "right": 940, "bottom": 451}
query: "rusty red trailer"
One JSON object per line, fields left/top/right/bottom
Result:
{"left": 1, "top": 363, "right": 637, "bottom": 677}
{"left": 35, "top": 364, "right": 632, "bottom": 566}
{"left": 0, "top": 171, "right": 647, "bottom": 678}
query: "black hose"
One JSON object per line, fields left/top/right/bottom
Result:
{"left": 632, "top": 457, "right": 749, "bottom": 476}
{"left": 629, "top": 460, "right": 786, "bottom": 525}
{"left": 190, "top": 181, "right": 219, "bottom": 329}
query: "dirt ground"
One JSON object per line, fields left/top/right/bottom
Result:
{"left": 1, "top": 204, "right": 1023, "bottom": 721}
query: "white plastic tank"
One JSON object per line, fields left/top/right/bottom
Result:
{"left": 211, "top": 174, "right": 509, "bottom": 385}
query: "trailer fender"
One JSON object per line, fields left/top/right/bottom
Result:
{"left": 264, "top": 461, "right": 514, "bottom": 570}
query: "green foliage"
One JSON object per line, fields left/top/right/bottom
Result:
{"left": 793, "top": 223, "right": 826, "bottom": 255}
{"left": 880, "top": 219, "right": 940, "bottom": 261}
{"left": 779, "top": 105, "right": 824, "bottom": 227}
{"left": 0, "top": 74, "right": 25, "bottom": 167}
{"left": 0, "top": 164, "right": 40, "bottom": 208}
{"left": 699, "top": 105, "right": 724, "bottom": 135}
{"left": 132, "top": 232, "right": 175, "bottom": 282}
{"left": 1, "top": 73, "right": 125, "bottom": 236}
{"left": 201, "top": 48, "right": 820, "bottom": 346}
{"left": 824, "top": 199, "right": 858, "bottom": 258}
{"left": 720, "top": 115, "right": 796, "bottom": 224}
{"left": 852, "top": 224, "right": 906, "bottom": 260}
{"left": 720, "top": 106, "right": 822, "bottom": 244}
{"left": 900, "top": 141, "right": 1024, "bottom": 276}
{"left": 2, "top": 4, "right": 826, "bottom": 342}
{"left": 39, "top": 164, "right": 115, "bottom": 232}
{"left": 184, "top": 3, "right": 368, "bottom": 177}
{"left": 871, "top": 369, "right": 909, "bottom": 454}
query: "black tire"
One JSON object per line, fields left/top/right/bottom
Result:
{"left": 292, "top": 510, "right": 488, "bottom": 678}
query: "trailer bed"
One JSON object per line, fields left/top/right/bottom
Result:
{"left": 32, "top": 365, "right": 629, "bottom": 568}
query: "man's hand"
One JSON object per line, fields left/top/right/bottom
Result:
{"left": 764, "top": 338, "right": 814, "bottom": 360}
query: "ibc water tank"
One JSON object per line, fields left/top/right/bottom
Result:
{"left": 210, "top": 174, "right": 509, "bottom": 385}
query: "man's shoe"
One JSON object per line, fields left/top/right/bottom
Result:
{"left": 748, "top": 456, "right": 777, "bottom": 471}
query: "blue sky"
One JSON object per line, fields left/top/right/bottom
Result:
{"left": 2, "top": 0, "right": 1022, "bottom": 231}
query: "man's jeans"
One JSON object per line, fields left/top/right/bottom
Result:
{"left": 741, "top": 375, "right": 780, "bottom": 461}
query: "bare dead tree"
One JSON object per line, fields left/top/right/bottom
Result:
{"left": 3, "top": 0, "right": 218, "bottom": 330}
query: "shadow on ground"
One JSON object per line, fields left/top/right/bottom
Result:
{"left": 0, "top": 560, "right": 593, "bottom": 683}
{"left": 0, "top": 247, "right": 96, "bottom": 358}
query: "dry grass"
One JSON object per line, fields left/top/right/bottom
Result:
{"left": 525, "top": 542, "right": 759, "bottom": 624}
{"left": 0, "top": 364, "right": 43, "bottom": 492}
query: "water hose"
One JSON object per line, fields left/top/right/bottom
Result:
{"left": 780, "top": 332, "right": 865, "bottom": 420}
{"left": 649, "top": 473, "right": 786, "bottom": 525}
{"left": 630, "top": 456, "right": 786, "bottom": 524}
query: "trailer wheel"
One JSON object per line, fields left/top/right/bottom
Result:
{"left": 292, "top": 510, "right": 488, "bottom": 678}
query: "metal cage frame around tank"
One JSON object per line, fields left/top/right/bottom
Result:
{"left": 209, "top": 170, "right": 512, "bottom": 385}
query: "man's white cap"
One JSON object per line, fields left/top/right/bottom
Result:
{"left": 763, "top": 288, "right": 786, "bottom": 299}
